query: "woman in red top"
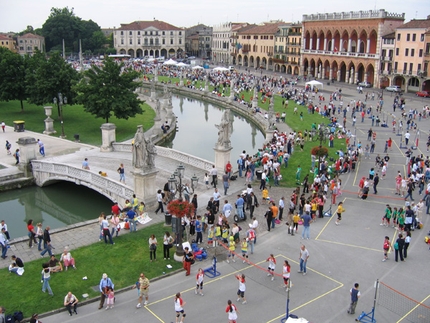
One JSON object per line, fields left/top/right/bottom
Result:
{"left": 27, "top": 219, "right": 38, "bottom": 248}
{"left": 225, "top": 299, "right": 238, "bottom": 323}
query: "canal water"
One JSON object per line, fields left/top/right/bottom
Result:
{"left": 162, "top": 94, "right": 265, "bottom": 161}
{"left": 1, "top": 93, "right": 265, "bottom": 239}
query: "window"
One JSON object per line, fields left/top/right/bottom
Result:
{"left": 162, "top": 31, "right": 165, "bottom": 36}
{"left": 421, "top": 34, "right": 425, "bottom": 41}
{"left": 418, "top": 63, "right": 422, "bottom": 72}
{"left": 150, "top": 31, "right": 153, "bottom": 35}
{"left": 179, "top": 39, "right": 182, "bottom": 45}
{"left": 138, "top": 31, "right": 140, "bottom": 36}
{"left": 138, "top": 39, "right": 141, "bottom": 45}
{"left": 155, "top": 31, "right": 158, "bottom": 36}
{"left": 121, "top": 31, "right": 124, "bottom": 36}
{"left": 405, "top": 48, "right": 409, "bottom": 56}
{"left": 411, "top": 49, "right": 415, "bottom": 57}
{"left": 403, "top": 62, "right": 407, "bottom": 72}
{"left": 170, "top": 31, "right": 173, "bottom": 35}
{"left": 179, "top": 31, "right": 182, "bottom": 36}
{"left": 155, "top": 38, "right": 159, "bottom": 45}
{"left": 409, "top": 63, "right": 413, "bottom": 73}
{"left": 419, "top": 49, "right": 423, "bottom": 57}
{"left": 145, "top": 31, "right": 147, "bottom": 35}
{"left": 129, "top": 31, "right": 132, "bottom": 36}
{"left": 412, "top": 34, "right": 416, "bottom": 41}
{"left": 254, "top": 36, "right": 258, "bottom": 40}
{"left": 396, "top": 48, "right": 399, "bottom": 56}
{"left": 406, "top": 33, "right": 410, "bottom": 41}
{"left": 162, "top": 39, "right": 165, "bottom": 45}
{"left": 121, "top": 39, "right": 124, "bottom": 45}
{"left": 397, "top": 33, "right": 400, "bottom": 41}
{"left": 130, "top": 39, "right": 132, "bottom": 45}
{"left": 170, "top": 39, "right": 173, "bottom": 45}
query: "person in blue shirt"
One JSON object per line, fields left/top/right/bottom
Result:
{"left": 235, "top": 195, "right": 245, "bottom": 220}
{"left": 195, "top": 216, "right": 203, "bottom": 244}
{"left": 99, "top": 273, "right": 114, "bottom": 309}
{"left": 222, "top": 200, "right": 233, "bottom": 219}
{"left": 127, "top": 209, "right": 137, "bottom": 232}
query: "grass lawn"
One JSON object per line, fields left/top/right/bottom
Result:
{"left": 0, "top": 100, "right": 155, "bottom": 146}
{"left": 0, "top": 222, "right": 183, "bottom": 317}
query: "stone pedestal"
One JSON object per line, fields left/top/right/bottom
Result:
{"left": 214, "top": 147, "right": 232, "bottom": 175}
{"left": 100, "top": 123, "right": 116, "bottom": 152}
{"left": 133, "top": 168, "right": 158, "bottom": 207}
{"left": 17, "top": 137, "right": 37, "bottom": 176}
{"left": 265, "top": 129, "right": 275, "bottom": 143}
{"left": 252, "top": 98, "right": 258, "bottom": 109}
{"left": 43, "top": 106, "right": 56, "bottom": 135}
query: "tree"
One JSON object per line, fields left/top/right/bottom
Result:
{"left": 0, "top": 48, "right": 27, "bottom": 110}
{"left": 25, "top": 51, "right": 79, "bottom": 117}
{"left": 73, "top": 57, "right": 143, "bottom": 123}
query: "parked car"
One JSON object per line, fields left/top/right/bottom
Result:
{"left": 385, "top": 85, "right": 402, "bottom": 93}
{"left": 416, "top": 91, "right": 430, "bottom": 98}
{"left": 358, "top": 81, "right": 372, "bottom": 88}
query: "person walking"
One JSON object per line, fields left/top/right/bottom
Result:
{"left": 266, "top": 254, "right": 276, "bottom": 281}
{"left": 210, "top": 165, "right": 218, "bottom": 188}
{"left": 298, "top": 245, "right": 309, "bottom": 275}
{"left": 278, "top": 197, "right": 285, "bottom": 221}
{"left": 0, "top": 228, "right": 8, "bottom": 259}
{"left": 222, "top": 172, "right": 230, "bottom": 195}
{"left": 373, "top": 173, "right": 380, "bottom": 194}
{"left": 149, "top": 234, "right": 157, "bottom": 262}
{"left": 382, "top": 236, "right": 391, "bottom": 262}
{"left": 64, "top": 292, "right": 79, "bottom": 316}
{"left": 155, "top": 189, "right": 164, "bottom": 214}
{"left": 347, "top": 283, "right": 360, "bottom": 315}
{"left": 13, "top": 148, "right": 20, "bottom": 164}
{"left": 195, "top": 268, "right": 204, "bottom": 296}
{"left": 101, "top": 214, "right": 114, "bottom": 245}
{"left": 117, "top": 163, "right": 125, "bottom": 183}
{"left": 40, "top": 226, "right": 53, "bottom": 257}
{"left": 98, "top": 273, "right": 114, "bottom": 309}
{"left": 283, "top": 260, "right": 291, "bottom": 291}
{"left": 174, "top": 292, "right": 186, "bottom": 323}
{"left": 235, "top": 273, "right": 247, "bottom": 304}
{"left": 41, "top": 264, "right": 54, "bottom": 296}
{"left": 183, "top": 247, "right": 194, "bottom": 276}
{"left": 136, "top": 272, "right": 150, "bottom": 308}
{"left": 37, "top": 139, "right": 45, "bottom": 157}
{"left": 335, "top": 201, "right": 345, "bottom": 225}
{"left": 394, "top": 233, "right": 405, "bottom": 262}
{"left": 27, "top": 219, "right": 38, "bottom": 248}
{"left": 225, "top": 300, "right": 239, "bottom": 323}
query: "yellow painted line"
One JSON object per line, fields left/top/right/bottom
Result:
{"left": 266, "top": 255, "right": 344, "bottom": 323}
{"left": 396, "top": 293, "right": 430, "bottom": 323}
{"left": 352, "top": 160, "right": 361, "bottom": 186}
{"left": 144, "top": 306, "right": 165, "bottom": 323}
{"left": 314, "top": 197, "right": 347, "bottom": 240}
{"left": 316, "top": 239, "right": 381, "bottom": 253}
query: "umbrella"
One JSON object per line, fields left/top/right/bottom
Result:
{"left": 213, "top": 66, "right": 229, "bottom": 71}
{"left": 192, "top": 65, "right": 204, "bottom": 70}
{"left": 163, "top": 59, "right": 177, "bottom": 66}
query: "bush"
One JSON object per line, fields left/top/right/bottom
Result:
{"left": 311, "top": 146, "right": 329, "bottom": 158}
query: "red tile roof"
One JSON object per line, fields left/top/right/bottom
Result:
{"left": 398, "top": 19, "right": 430, "bottom": 29}
{"left": 238, "top": 23, "right": 282, "bottom": 35}
{"left": 118, "top": 20, "right": 182, "bottom": 31}
{"left": 0, "top": 34, "right": 9, "bottom": 40}
{"left": 20, "top": 33, "right": 44, "bottom": 39}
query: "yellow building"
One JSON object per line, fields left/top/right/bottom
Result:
{"left": 392, "top": 17, "right": 430, "bottom": 92}
{"left": 236, "top": 22, "right": 283, "bottom": 71}
{"left": 274, "top": 23, "right": 302, "bottom": 75}
{"left": 0, "top": 34, "right": 16, "bottom": 52}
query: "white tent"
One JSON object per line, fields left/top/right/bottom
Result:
{"left": 213, "top": 66, "right": 229, "bottom": 72}
{"left": 163, "top": 59, "right": 177, "bottom": 66}
{"left": 305, "top": 80, "right": 323, "bottom": 91}
{"left": 192, "top": 65, "right": 204, "bottom": 70}
{"left": 176, "top": 62, "right": 189, "bottom": 67}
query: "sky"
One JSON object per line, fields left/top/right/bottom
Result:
{"left": 0, "top": 0, "right": 428, "bottom": 32}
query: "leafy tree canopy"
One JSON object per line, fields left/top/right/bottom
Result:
{"left": 73, "top": 57, "right": 143, "bottom": 123}
{"left": 0, "top": 48, "right": 27, "bottom": 110}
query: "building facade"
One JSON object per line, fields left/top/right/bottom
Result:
{"left": 301, "top": 9, "right": 405, "bottom": 88}
{"left": 391, "top": 17, "right": 430, "bottom": 92}
{"left": 379, "top": 32, "right": 395, "bottom": 88}
{"left": 274, "top": 23, "right": 302, "bottom": 75}
{"left": 235, "top": 22, "right": 283, "bottom": 71}
{"left": 17, "top": 33, "right": 45, "bottom": 56}
{"left": 113, "top": 20, "right": 185, "bottom": 58}
{"left": 0, "top": 34, "right": 16, "bottom": 52}
{"left": 185, "top": 24, "right": 212, "bottom": 59}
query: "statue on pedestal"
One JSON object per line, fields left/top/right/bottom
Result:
{"left": 132, "top": 125, "right": 146, "bottom": 169}
{"left": 155, "top": 99, "right": 161, "bottom": 116}
{"left": 215, "top": 110, "right": 232, "bottom": 149}
{"left": 144, "top": 136, "right": 156, "bottom": 168}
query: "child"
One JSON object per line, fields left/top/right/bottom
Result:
{"left": 293, "top": 213, "right": 300, "bottom": 233}
{"left": 392, "top": 207, "right": 398, "bottom": 228}
{"left": 222, "top": 225, "right": 229, "bottom": 244}
{"left": 335, "top": 202, "right": 345, "bottom": 225}
{"left": 235, "top": 274, "right": 247, "bottom": 304}
{"left": 207, "top": 226, "right": 214, "bottom": 247}
{"left": 215, "top": 224, "right": 222, "bottom": 247}
{"left": 241, "top": 238, "right": 249, "bottom": 264}
{"left": 266, "top": 254, "right": 276, "bottom": 281}
{"left": 204, "top": 173, "right": 209, "bottom": 189}
{"left": 225, "top": 299, "right": 239, "bottom": 323}
{"left": 106, "top": 287, "right": 115, "bottom": 309}
{"left": 195, "top": 268, "right": 204, "bottom": 296}
{"left": 227, "top": 236, "right": 236, "bottom": 263}
{"left": 262, "top": 187, "right": 269, "bottom": 204}
{"left": 381, "top": 205, "right": 392, "bottom": 227}
{"left": 382, "top": 236, "right": 391, "bottom": 261}
{"left": 283, "top": 260, "right": 291, "bottom": 291}
{"left": 174, "top": 292, "right": 186, "bottom": 323}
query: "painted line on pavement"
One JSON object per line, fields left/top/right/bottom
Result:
{"left": 396, "top": 293, "right": 430, "bottom": 323}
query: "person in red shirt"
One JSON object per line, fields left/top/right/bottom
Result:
{"left": 27, "top": 219, "right": 38, "bottom": 248}
{"left": 358, "top": 177, "right": 365, "bottom": 197}
{"left": 387, "top": 137, "right": 392, "bottom": 151}
{"left": 111, "top": 202, "right": 121, "bottom": 216}
{"left": 225, "top": 161, "right": 232, "bottom": 178}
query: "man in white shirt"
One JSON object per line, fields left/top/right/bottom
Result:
{"left": 404, "top": 131, "right": 411, "bottom": 146}
{"left": 278, "top": 197, "right": 285, "bottom": 221}
{"left": 209, "top": 166, "right": 218, "bottom": 188}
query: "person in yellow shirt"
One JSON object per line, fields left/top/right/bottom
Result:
{"left": 293, "top": 213, "right": 301, "bottom": 233}
{"left": 335, "top": 201, "right": 345, "bottom": 225}
{"left": 311, "top": 201, "right": 318, "bottom": 220}
{"left": 227, "top": 236, "right": 236, "bottom": 263}
{"left": 132, "top": 194, "right": 139, "bottom": 211}
{"left": 262, "top": 188, "right": 269, "bottom": 203}
{"left": 98, "top": 171, "right": 108, "bottom": 177}
{"left": 207, "top": 227, "right": 214, "bottom": 247}
{"left": 138, "top": 202, "right": 145, "bottom": 216}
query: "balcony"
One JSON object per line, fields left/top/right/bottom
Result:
{"left": 381, "top": 56, "right": 393, "bottom": 61}
{"left": 302, "top": 49, "right": 379, "bottom": 59}
{"left": 272, "top": 58, "right": 286, "bottom": 64}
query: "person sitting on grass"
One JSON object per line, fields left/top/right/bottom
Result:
{"left": 48, "top": 254, "right": 63, "bottom": 273}
{"left": 60, "top": 248, "right": 76, "bottom": 270}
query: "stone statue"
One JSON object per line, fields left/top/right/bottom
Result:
{"left": 150, "top": 79, "right": 155, "bottom": 91}
{"left": 132, "top": 125, "right": 146, "bottom": 169}
{"left": 155, "top": 99, "right": 161, "bottom": 116}
{"left": 163, "top": 83, "right": 168, "bottom": 94}
{"left": 154, "top": 66, "right": 158, "bottom": 78}
{"left": 215, "top": 110, "right": 231, "bottom": 148}
{"left": 145, "top": 136, "right": 156, "bottom": 168}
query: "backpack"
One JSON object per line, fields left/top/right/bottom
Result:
{"left": 13, "top": 312, "right": 23, "bottom": 322}
{"left": 5, "top": 315, "right": 15, "bottom": 323}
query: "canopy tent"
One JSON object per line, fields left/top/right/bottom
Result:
{"left": 305, "top": 80, "right": 323, "bottom": 91}
{"left": 213, "top": 66, "right": 229, "bottom": 72}
{"left": 176, "top": 62, "right": 189, "bottom": 67}
{"left": 163, "top": 59, "right": 177, "bottom": 66}
{"left": 192, "top": 65, "right": 204, "bottom": 70}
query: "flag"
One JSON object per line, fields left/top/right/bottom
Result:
{"left": 236, "top": 42, "right": 242, "bottom": 50}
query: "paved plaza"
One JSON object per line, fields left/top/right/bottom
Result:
{"left": 1, "top": 81, "right": 429, "bottom": 322}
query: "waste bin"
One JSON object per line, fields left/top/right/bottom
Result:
{"left": 13, "top": 120, "right": 25, "bottom": 132}
{"left": 256, "top": 170, "right": 263, "bottom": 180}
{"left": 74, "top": 134, "right": 80, "bottom": 142}
{"left": 165, "top": 212, "right": 172, "bottom": 226}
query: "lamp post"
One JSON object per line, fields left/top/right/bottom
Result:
{"left": 53, "top": 93, "right": 67, "bottom": 138}
{"left": 168, "top": 163, "right": 198, "bottom": 258}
